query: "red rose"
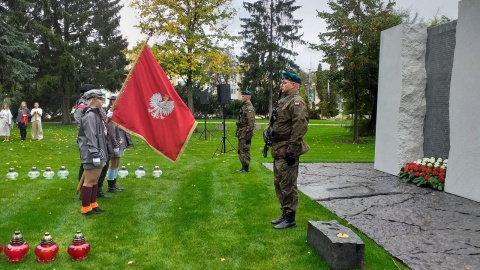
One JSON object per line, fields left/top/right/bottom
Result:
{"left": 425, "top": 175, "right": 431, "bottom": 180}
{"left": 421, "top": 172, "right": 426, "bottom": 177}
{"left": 415, "top": 172, "right": 419, "bottom": 177}
{"left": 433, "top": 171, "right": 439, "bottom": 176}
{"left": 439, "top": 177, "right": 445, "bottom": 183}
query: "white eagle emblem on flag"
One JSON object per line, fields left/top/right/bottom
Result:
{"left": 149, "top": 93, "right": 175, "bottom": 119}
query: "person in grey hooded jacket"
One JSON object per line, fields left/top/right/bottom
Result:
{"left": 77, "top": 89, "right": 108, "bottom": 215}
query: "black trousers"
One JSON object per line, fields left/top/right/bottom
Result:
{"left": 18, "top": 123, "right": 27, "bottom": 140}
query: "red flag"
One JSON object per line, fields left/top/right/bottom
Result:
{"left": 112, "top": 46, "right": 197, "bottom": 162}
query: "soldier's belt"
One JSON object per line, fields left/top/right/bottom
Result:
{"left": 271, "top": 135, "right": 290, "bottom": 142}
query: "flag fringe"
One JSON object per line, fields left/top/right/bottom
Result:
{"left": 112, "top": 121, "right": 198, "bottom": 163}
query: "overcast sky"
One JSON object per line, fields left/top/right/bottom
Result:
{"left": 119, "top": 0, "right": 459, "bottom": 71}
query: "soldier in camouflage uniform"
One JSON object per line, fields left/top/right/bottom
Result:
{"left": 269, "top": 72, "right": 309, "bottom": 229}
{"left": 236, "top": 90, "right": 256, "bottom": 173}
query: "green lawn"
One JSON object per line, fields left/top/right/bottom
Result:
{"left": 0, "top": 121, "right": 406, "bottom": 270}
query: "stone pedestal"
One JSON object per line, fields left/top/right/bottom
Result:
{"left": 307, "top": 220, "right": 364, "bottom": 270}
{"left": 446, "top": 0, "right": 480, "bottom": 202}
{"left": 254, "top": 123, "right": 262, "bottom": 130}
{"left": 375, "top": 24, "right": 427, "bottom": 175}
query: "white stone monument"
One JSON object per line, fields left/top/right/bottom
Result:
{"left": 374, "top": 24, "right": 428, "bottom": 175}
{"left": 445, "top": 0, "right": 480, "bottom": 202}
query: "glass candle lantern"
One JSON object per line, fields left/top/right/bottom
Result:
{"left": 135, "top": 166, "right": 146, "bottom": 178}
{"left": 67, "top": 231, "right": 90, "bottom": 261}
{"left": 43, "top": 167, "right": 55, "bottom": 179}
{"left": 152, "top": 166, "right": 163, "bottom": 178}
{"left": 35, "top": 232, "right": 59, "bottom": 263}
{"left": 57, "top": 166, "right": 69, "bottom": 179}
{"left": 4, "top": 230, "right": 30, "bottom": 262}
{"left": 6, "top": 167, "right": 19, "bottom": 180}
{"left": 28, "top": 166, "right": 40, "bottom": 179}
{"left": 117, "top": 166, "right": 129, "bottom": 178}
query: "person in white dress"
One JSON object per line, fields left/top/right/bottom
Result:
{"left": 30, "top": 102, "right": 43, "bottom": 140}
{"left": 0, "top": 103, "right": 13, "bottom": 141}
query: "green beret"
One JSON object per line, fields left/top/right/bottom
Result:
{"left": 282, "top": 72, "right": 302, "bottom": 84}
{"left": 241, "top": 90, "right": 252, "bottom": 96}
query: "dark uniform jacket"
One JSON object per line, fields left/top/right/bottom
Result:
{"left": 236, "top": 101, "right": 255, "bottom": 139}
{"left": 271, "top": 90, "right": 308, "bottom": 159}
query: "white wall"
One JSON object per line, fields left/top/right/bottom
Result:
{"left": 445, "top": 0, "right": 480, "bottom": 202}
{"left": 375, "top": 24, "right": 427, "bottom": 175}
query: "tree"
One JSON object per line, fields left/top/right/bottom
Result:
{"left": 312, "top": 0, "right": 402, "bottom": 141}
{"left": 27, "top": 0, "right": 127, "bottom": 124}
{"left": 238, "top": 0, "right": 303, "bottom": 115}
{"left": 131, "top": 0, "right": 238, "bottom": 115}
{"left": 28, "top": 0, "right": 92, "bottom": 124}
{"left": 83, "top": 0, "right": 128, "bottom": 91}
{"left": 0, "top": 0, "right": 38, "bottom": 97}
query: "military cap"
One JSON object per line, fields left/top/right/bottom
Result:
{"left": 108, "top": 95, "right": 117, "bottom": 100}
{"left": 83, "top": 89, "right": 105, "bottom": 100}
{"left": 282, "top": 72, "right": 302, "bottom": 84}
{"left": 80, "top": 84, "right": 96, "bottom": 93}
{"left": 241, "top": 90, "right": 252, "bottom": 96}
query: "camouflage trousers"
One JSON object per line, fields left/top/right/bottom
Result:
{"left": 273, "top": 157, "right": 299, "bottom": 212}
{"left": 237, "top": 138, "right": 251, "bottom": 167}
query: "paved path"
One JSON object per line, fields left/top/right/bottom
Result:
{"left": 263, "top": 163, "right": 480, "bottom": 270}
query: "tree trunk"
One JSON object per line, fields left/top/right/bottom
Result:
{"left": 186, "top": 73, "right": 194, "bottom": 114}
{"left": 268, "top": 78, "right": 273, "bottom": 115}
{"left": 61, "top": 93, "right": 71, "bottom": 124}
{"left": 353, "top": 91, "right": 359, "bottom": 143}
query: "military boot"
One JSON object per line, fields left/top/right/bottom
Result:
{"left": 237, "top": 165, "right": 249, "bottom": 173}
{"left": 273, "top": 211, "right": 296, "bottom": 229}
{"left": 271, "top": 209, "right": 286, "bottom": 225}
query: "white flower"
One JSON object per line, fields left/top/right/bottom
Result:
{"left": 443, "top": 159, "right": 448, "bottom": 164}
{"left": 437, "top": 158, "right": 443, "bottom": 162}
{"left": 441, "top": 165, "right": 446, "bottom": 169}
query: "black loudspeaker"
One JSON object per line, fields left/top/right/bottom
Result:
{"left": 217, "top": 84, "right": 231, "bottom": 104}
{"left": 200, "top": 91, "right": 209, "bottom": 105}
